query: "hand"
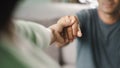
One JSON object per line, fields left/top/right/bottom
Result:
{"left": 63, "top": 16, "right": 82, "bottom": 43}
{"left": 49, "top": 16, "right": 75, "bottom": 46}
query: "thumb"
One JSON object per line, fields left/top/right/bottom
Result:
{"left": 77, "top": 27, "right": 82, "bottom": 37}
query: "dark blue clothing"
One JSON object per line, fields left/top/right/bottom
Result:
{"left": 76, "top": 8, "right": 120, "bottom": 68}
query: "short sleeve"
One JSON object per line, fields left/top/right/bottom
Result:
{"left": 76, "top": 9, "right": 90, "bottom": 30}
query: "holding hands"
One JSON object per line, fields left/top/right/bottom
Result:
{"left": 49, "top": 16, "right": 82, "bottom": 47}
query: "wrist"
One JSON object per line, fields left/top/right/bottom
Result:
{"left": 48, "top": 27, "right": 57, "bottom": 44}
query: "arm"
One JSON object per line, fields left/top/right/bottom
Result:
{"left": 15, "top": 20, "right": 52, "bottom": 49}
{"left": 14, "top": 19, "right": 75, "bottom": 48}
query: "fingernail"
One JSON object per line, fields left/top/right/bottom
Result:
{"left": 77, "top": 32, "right": 82, "bottom": 37}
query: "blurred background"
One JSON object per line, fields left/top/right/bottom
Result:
{"left": 14, "top": 0, "right": 98, "bottom": 68}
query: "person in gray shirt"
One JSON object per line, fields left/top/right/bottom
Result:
{"left": 58, "top": 0, "right": 120, "bottom": 68}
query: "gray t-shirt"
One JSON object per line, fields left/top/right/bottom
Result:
{"left": 76, "top": 8, "right": 120, "bottom": 68}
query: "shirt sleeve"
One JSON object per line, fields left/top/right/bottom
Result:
{"left": 76, "top": 9, "right": 90, "bottom": 30}
{"left": 14, "top": 20, "right": 52, "bottom": 49}
{"left": 76, "top": 9, "right": 91, "bottom": 38}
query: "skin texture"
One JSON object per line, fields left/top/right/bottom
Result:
{"left": 49, "top": 16, "right": 82, "bottom": 47}
{"left": 49, "top": 16, "right": 75, "bottom": 46}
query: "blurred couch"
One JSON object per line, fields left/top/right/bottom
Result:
{"left": 14, "top": 2, "right": 90, "bottom": 68}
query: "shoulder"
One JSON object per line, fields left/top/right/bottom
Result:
{"left": 76, "top": 8, "right": 97, "bottom": 23}
{"left": 76, "top": 8, "right": 97, "bottom": 17}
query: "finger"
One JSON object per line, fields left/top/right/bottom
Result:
{"left": 64, "top": 28, "right": 69, "bottom": 43}
{"left": 65, "top": 16, "right": 74, "bottom": 42}
{"left": 65, "top": 16, "right": 75, "bottom": 42}
{"left": 55, "top": 31, "right": 65, "bottom": 44}
{"left": 72, "top": 23, "right": 78, "bottom": 38}
{"left": 65, "top": 32, "right": 69, "bottom": 43}
{"left": 58, "top": 16, "right": 74, "bottom": 28}
{"left": 69, "top": 16, "right": 78, "bottom": 38}
{"left": 77, "top": 25, "right": 82, "bottom": 37}
{"left": 67, "top": 26, "right": 74, "bottom": 42}
{"left": 65, "top": 16, "right": 70, "bottom": 23}
{"left": 62, "top": 28, "right": 69, "bottom": 43}
{"left": 69, "top": 16, "right": 76, "bottom": 23}
{"left": 71, "top": 16, "right": 82, "bottom": 37}
{"left": 64, "top": 16, "right": 73, "bottom": 26}
{"left": 62, "top": 28, "right": 70, "bottom": 45}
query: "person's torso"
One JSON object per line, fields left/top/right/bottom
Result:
{"left": 77, "top": 8, "right": 120, "bottom": 68}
